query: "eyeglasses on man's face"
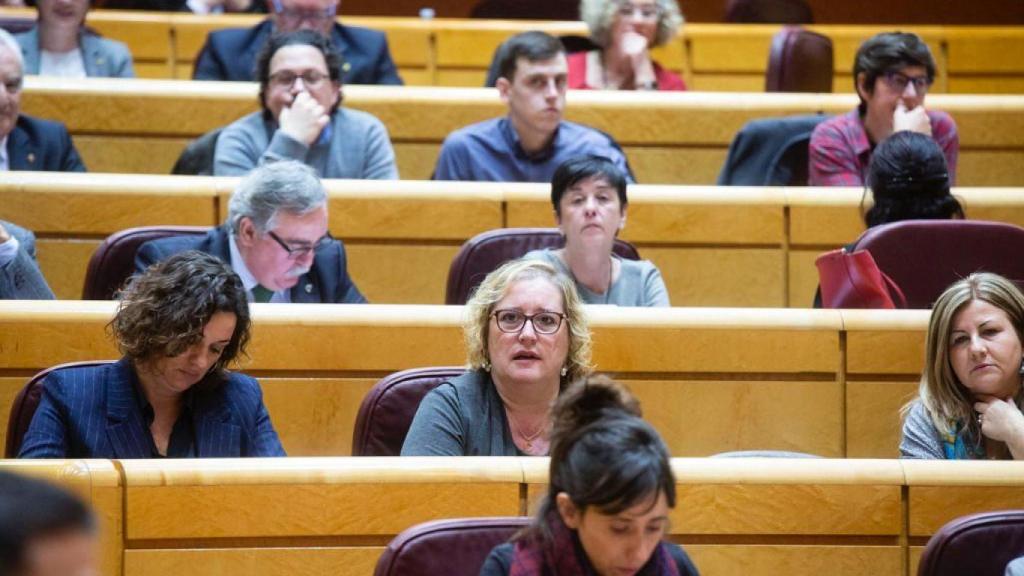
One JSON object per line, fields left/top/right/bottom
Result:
{"left": 616, "top": 1, "right": 662, "bottom": 20}
{"left": 881, "top": 70, "right": 932, "bottom": 93}
{"left": 491, "top": 309, "right": 566, "bottom": 334}
{"left": 268, "top": 70, "right": 331, "bottom": 90}
{"left": 266, "top": 230, "right": 334, "bottom": 259}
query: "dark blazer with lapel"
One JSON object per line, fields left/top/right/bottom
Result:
{"left": 192, "top": 20, "right": 403, "bottom": 85}
{"left": 18, "top": 358, "right": 286, "bottom": 458}
{"left": 7, "top": 115, "right": 87, "bottom": 173}
{"left": 134, "top": 225, "right": 367, "bottom": 303}
{"left": 0, "top": 220, "right": 55, "bottom": 299}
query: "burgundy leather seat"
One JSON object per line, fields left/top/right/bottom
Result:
{"left": 374, "top": 517, "right": 531, "bottom": 576}
{"left": 82, "top": 226, "right": 210, "bottom": 300}
{"left": 766, "top": 26, "right": 833, "bottom": 93}
{"left": 351, "top": 367, "right": 465, "bottom": 456}
{"left": 918, "top": 510, "right": 1024, "bottom": 576}
{"left": 445, "top": 227, "right": 641, "bottom": 305}
{"left": 5, "top": 361, "right": 114, "bottom": 458}
{"left": 852, "top": 220, "right": 1024, "bottom": 309}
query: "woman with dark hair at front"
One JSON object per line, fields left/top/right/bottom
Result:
{"left": 525, "top": 155, "right": 670, "bottom": 307}
{"left": 480, "top": 375, "right": 699, "bottom": 576}
{"left": 19, "top": 250, "right": 285, "bottom": 458}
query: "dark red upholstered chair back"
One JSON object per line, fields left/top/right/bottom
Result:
{"left": 5, "top": 361, "right": 115, "bottom": 458}
{"left": 445, "top": 228, "right": 641, "bottom": 305}
{"left": 852, "top": 220, "right": 1024, "bottom": 309}
{"left": 766, "top": 26, "right": 833, "bottom": 93}
{"left": 374, "top": 517, "right": 531, "bottom": 576}
{"left": 82, "top": 226, "right": 211, "bottom": 300}
{"left": 918, "top": 510, "right": 1024, "bottom": 576}
{"left": 725, "top": 0, "right": 812, "bottom": 23}
{"left": 0, "top": 17, "right": 34, "bottom": 34}
{"left": 351, "top": 367, "right": 465, "bottom": 456}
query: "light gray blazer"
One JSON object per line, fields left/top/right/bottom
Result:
{"left": 0, "top": 220, "right": 55, "bottom": 300}
{"left": 15, "top": 26, "right": 134, "bottom": 78}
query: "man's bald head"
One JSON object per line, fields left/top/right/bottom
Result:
{"left": 0, "top": 35, "right": 23, "bottom": 140}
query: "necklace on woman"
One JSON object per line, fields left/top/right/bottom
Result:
{"left": 508, "top": 415, "right": 547, "bottom": 451}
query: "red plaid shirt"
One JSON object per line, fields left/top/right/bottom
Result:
{"left": 808, "top": 108, "right": 959, "bottom": 186}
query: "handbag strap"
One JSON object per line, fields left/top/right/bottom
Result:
{"left": 879, "top": 270, "right": 907, "bottom": 308}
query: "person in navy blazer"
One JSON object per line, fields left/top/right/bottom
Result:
{"left": 0, "top": 36, "right": 87, "bottom": 173}
{"left": 192, "top": 0, "right": 402, "bottom": 85}
{"left": 135, "top": 161, "right": 366, "bottom": 304}
{"left": 0, "top": 220, "right": 56, "bottom": 300}
{"left": 19, "top": 251, "right": 286, "bottom": 458}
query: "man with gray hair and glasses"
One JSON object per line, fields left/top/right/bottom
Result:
{"left": 135, "top": 160, "right": 365, "bottom": 304}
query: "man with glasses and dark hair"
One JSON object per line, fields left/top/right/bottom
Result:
{"left": 0, "top": 31, "right": 85, "bottom": 172}
{"left": 213, "top": 30, "right": 397, "bottom": 179}
{"left": 192, "top": 0, "right": 402, "bottom": 84}
{"left": 136, "top": 160, "right": 366, "bottom": 304}
{"left": 809, "top": 31, "right": 958, "bottom": 187}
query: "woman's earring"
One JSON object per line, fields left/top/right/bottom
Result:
{"left": 1018, "top": 357, "right": 1024, "bottom": 376}
{"left": 484, "top": 362, "right": 491, "bottom": 372}
{"left": 560, "top": 366, "right": 568, "bottom": 377}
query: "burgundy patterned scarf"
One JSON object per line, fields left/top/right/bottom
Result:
{"left": 509, "top": 509, "right": 681, "bottom": 576}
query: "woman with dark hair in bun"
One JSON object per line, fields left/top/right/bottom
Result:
{"left": 862, "top": 130, "right": 963, "bottom": 228}
{"left": 480, "top": 375, "right": 699, "bottom": 576}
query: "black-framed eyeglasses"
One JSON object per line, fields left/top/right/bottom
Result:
{"left": 269, "top": 70, "right": 331, "bottom": 89}
{"left": 616, "top": 1, "right": 663, "bottom": 19}
{"left": 271, "top": 0, "right": 337, "bottom": 22}
{"left": 266, "top": 230, "right": 334, "bottom": 259}
{"left": 881, "top": 70, "right": 932, "bottom": 93}
{"left": 491, "top": 309, "right": 566, "bottom": 334}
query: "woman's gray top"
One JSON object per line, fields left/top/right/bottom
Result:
{"left": 523, "top": 249, "right": 670, "bottom": 307}
{"left": 900, "top": 401, "right": 949, "bottom": 459}
{"left": 401, "top": 370, "right": 524, "bottom": 456}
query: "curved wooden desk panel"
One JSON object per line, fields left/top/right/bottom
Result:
{"left": 0, "top": 457, "right": 1011, "bottom": 576}
{"left": 0, "top": 303, "right": 934, "bottom": 458}
{"left": 18, "top": 79, "right": 1024, "bottom": 186}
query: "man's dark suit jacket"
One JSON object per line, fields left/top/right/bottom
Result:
{"left": 192, "top": 20, "right": 403, "bottom": 85}
{"left": 7, "top": 115, "right": 87, "bottom": 172}
{"left": 134, "top": 225, "right": 367, "bottom": 303}
{"left": 18, "top": 358, "right": 286, "bottom": 458}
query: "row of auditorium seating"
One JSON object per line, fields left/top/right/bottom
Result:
{"left": 19, "top": 80, "right": 1024, "bottom": 184}
{"left": 5, "top": 172, "right": 1024, "bottom": 305}
{"left": 0, "top": 300, "right": 930, "bottom": 458}
{"left": 2, "top": 457, "right": 1022, "bottom": 576}
{"left": 5, "top": 8, "right": 1024, "bottom": 92}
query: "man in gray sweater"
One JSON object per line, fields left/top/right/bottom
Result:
{"left": 214, "top": 29, "right": 398, "bottom": 180}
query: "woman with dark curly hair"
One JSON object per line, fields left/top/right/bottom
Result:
{"left": 19, "top": 250, "right": 285, "bottom": 458}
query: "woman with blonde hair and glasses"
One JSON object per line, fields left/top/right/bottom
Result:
{"left": 572, "top": 0, "right": 685, "bottom": 91}
{"left": 901, "top": 273, "right": 1024, "bottom": 459}
{"left": 402, "top": 259, "right": 592, "bottom": 456}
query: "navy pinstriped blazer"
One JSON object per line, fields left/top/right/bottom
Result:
{"left": 18, "top": 358, "right": 286, "bottom": 459}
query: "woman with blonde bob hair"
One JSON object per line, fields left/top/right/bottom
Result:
{"left": 572, "top": 0, "right": 686, "bottom": 91}
{"left": 901, "top": 272, "right": 1024, "bottom": 459}
{"left": 402, "top": 259, "right": 592, "bottom": 456}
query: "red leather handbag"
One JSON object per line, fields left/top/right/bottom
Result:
{"left": 815, "top": 248, "right": 907, "bottom": 309}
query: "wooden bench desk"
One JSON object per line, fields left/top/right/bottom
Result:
{"left": 0, "top": 302, "right": 934, "bottom": 459}
{"left": 18, "top": 78, "right": 1024, "bottom": 186}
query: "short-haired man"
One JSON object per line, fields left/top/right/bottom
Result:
{"left": 0, "top": 470, "right": 98, "bottom": 576}
{"left": 0, "top": 32, "right": 86, "bottom": 172}
{"left": 432, "top": 31, "right": 633, "bottom": 183}
{"left": 136, "top": 161, "right": 366, "bottom": 304}
{"left": 809, "top": 31, "right": 958, "bottom": 186}
{"left": 0, "top": 220, "right": 55, "bottom": 299}
{"left": 214, "top": 30, "right": 398, "bottom": 179}
{"left": 192, "top": 0, "right": 402, "bottom": 85}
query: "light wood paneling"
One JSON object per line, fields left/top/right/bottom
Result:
{"left": 685, "top": 545, "right": 902, "bottom": 576}
{"left": 124, "top": 548, "right": 384, "bottom": 576}
{"left": 0, "top": 377, "right": 23, "bottom": 453}
{"left": 259, "top": 378, "right": 376, "bottom": 456}
{"left": 35, "top": 239, "right": 101, "bottom": 300}
{"left": 346, "top": 244, "right": 461, "bottom": 304}
{"left": 846, "top": 381, "right": 919, "bottom": 458}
